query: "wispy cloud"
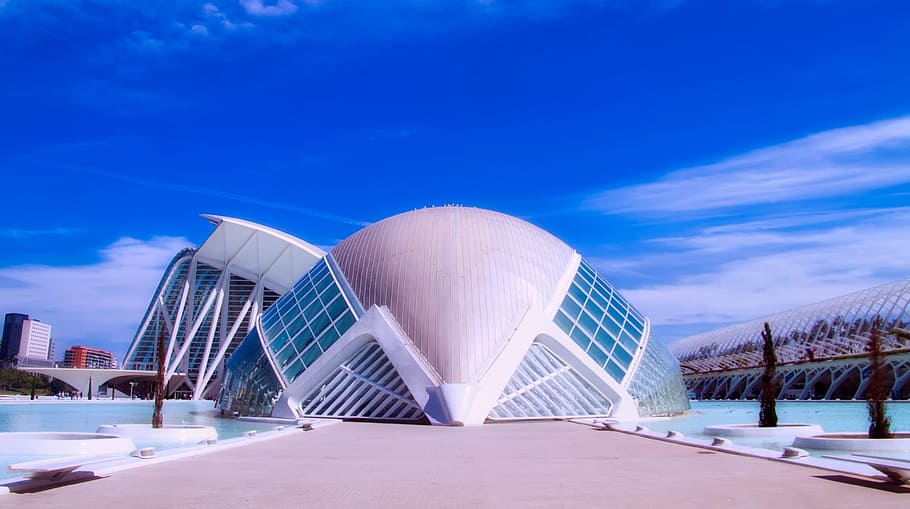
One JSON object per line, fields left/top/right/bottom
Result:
{"left": 580, "top": 115, "right": 910, "bottom": 342}
{"left": 240, "top": 0, "right": 299, "bottom": 17}
{"left": 0, "top": 236, "right": 192, "bottom": 356}
{"left": 586, "top": 115, "right": 910, "bottom": 215}
{"left": 0, "top": 227, "right": 83, "bottom": 238}
{"left": 605, "top": 208, "right": 910, "bottom": 334}
{"left": 69, "top": 167, "right": 371, "bottom": 227}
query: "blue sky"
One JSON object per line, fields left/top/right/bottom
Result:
{"left": 2, "top": 0, "right": 910, "bottom": 359}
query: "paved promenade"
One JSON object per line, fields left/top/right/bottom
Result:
{"left": 2, "top": 421, "right": 907, "bottom": 508}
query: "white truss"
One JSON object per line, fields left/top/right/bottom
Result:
{"left": 300, "top": 341, "right": 424, "bottom": 421}
{"left": 488, "top": 343, "right": 612, "bottom": 419}
{"left": 685, "top": 351, "right": 910, "bottom": 401}
{"left": 672, "top": 278, "right": 910, "bottom": 373}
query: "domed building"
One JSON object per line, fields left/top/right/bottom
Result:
{"left": 128, "top": 207, "right": 688, "bottom": 425}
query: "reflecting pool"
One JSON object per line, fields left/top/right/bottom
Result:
{"left": 644, "top": 400, "right": 910, "bottom": 454}
{"left": 0, "top": 400, "right": 279, "bottom": 481}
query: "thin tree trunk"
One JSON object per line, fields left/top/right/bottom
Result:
{"left": 152, "top": 327, "right": 166, "bottom": 428}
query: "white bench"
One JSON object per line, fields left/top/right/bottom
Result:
{"left": 7, "top": 454, "right": 125, "bottom": 481}
{"left": 823, "top": 454, "right": 910, "bottom": 484}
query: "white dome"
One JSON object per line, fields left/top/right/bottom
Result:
{"left": 331, "top": 206, "right": 576, "bottom": 383}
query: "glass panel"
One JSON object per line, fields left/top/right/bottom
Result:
{"left": 301, "top": 343, "right": 322, "bottom": 366}
{"left": 314, "top": 273, "right": 333, "bottom": 293}
{"left": 561, "top": 295, "right": 582, "bottom": 320}
{"left": 606, "top": 305, "right": 625, "bottom": 326}
{"left": 588, "top": 343, "right": 608, "bottom": 367}
{"left": 568, "top": 283, "right": 588, "bottom": 305}
{"left": 292, "top": 327, "right": 315, "bottom": 352}
{"left": 620, "top": 330, "right": 640, "bottom": 351}
{"left": 578, "top": 310, "right": 598, "bottom": 335}
{"left": 594, "top": 327, "right": 616, "bottom": 351}
{"left": 303, "top": 300, "right": 322, "bottom": 321}
{"left": 318, "top": 327, "right": 340, "bottom": 350}
{"left": 589, "top": 288, "right": 609, "bottom": 309}
{"left": 606, "top": 361, "right": 625, "bottom": 382}
{"left": 554, "top": 310, "right": 574, "bottom": 333}
{"left": 276, "top": 343, "right": 298, "bottom": 368}
{"left": 286, "top": 359, "right": 306, "bottom": 382}
{"left": 325, "top": 294, "right": 348, "bottom": 319}
{"left": 284, "top": 312, "right": 307, "bottom": 339}
{"left": 268, "top": 330, "right": 289, "bottom": 352}
{"left": 613, "top": 345, "right": 633, "bottom": 368}
{"left": 570, "top": 326, "right": 591, "bottom": 350}
{"left": 310, "top": 312, "right": 331, "bottom": 337}
{"left": 335, "top": 310, "right": 356, "bottom": 333}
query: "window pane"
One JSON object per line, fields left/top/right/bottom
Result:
{"left": 606, "top": 361, "right": 625, "bottom": 382}
{"left": 570, "top": 326, "right": 591, "bottom": 350}
{"left": 578, "top": 310, "right": 598, "bottom": 335}
{"left": 554, "top": 310, "right": 573, "bottom": 333}
{"left": 588, "top": 343, "right": 608, "bottom": 367}
{"left": 568, "top": 283, "right": 588, "bottom": 305}
{"left": 318, "top": 327, "right": 340, "bottom": 351}
{"left": 613, "top": 345, "right": 633, "bottom": 367}
{"left": 561, "top": 295, "right": 582, "bottom": 320}
{"left": 335, "top": 310, "right": 356, "bottom": 333}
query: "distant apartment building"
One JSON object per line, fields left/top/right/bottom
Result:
{"left": 0, "top": 313, "right": 53, "bottom": 367}
{"left": 63, "top": 345, "right": 117, "bottom": 369}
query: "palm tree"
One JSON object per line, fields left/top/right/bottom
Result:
{"left": 152, "top": 326, "right": 166, "bottom": 428}
{"left": 867, "top": 324, "right": 892, "bottom": 439}
{"left": 759, "top": 322, "right": 778, "bottom": 427}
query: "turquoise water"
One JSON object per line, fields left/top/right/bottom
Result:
{"left": 0, "top": 400, "right": 281, "bottom": 481}
{"left": 644, "top": 400, "right": 910, "bottom": 453}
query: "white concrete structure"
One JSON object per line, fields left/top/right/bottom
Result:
{"left": 218, "top": 207, "right": 689, "bottom": 425}
{"left": 122, "top": 215, "right": 325, "bottom": 399}
{"left": 672, "top": 278, "right": 910, "bottom": 400}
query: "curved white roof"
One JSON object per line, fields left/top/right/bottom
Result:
{"left": 196, "top": 214, "right": 326, "bottom": 294}
{"left": 331, "top": 206, "right": 576, "bottom": 383}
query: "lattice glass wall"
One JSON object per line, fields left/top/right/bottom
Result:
{"left": 553, "top": 259, "right": 646, "bottom": 383}
{"left": 124, "top": 249, "right": 195, "bottom": 370}
{"left": 627, "top": 337, "right": 690, "bottom": 416}
{"left": 218, "top": 327, "right": 282, "bottom": 417}
{"left": 259, "top": 256, "right": 359, "bottom": 385}
{"left": 488, "top": 343, "right": 613, "bottom": 419}
{"left": 299, "top": 341, "right": 424, "bottom": 421}
{"left": 671, "top": 278, "right": 910, "bottom": 373}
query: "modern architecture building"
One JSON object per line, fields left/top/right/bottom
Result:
{"left": 63, "top": 346, "right": 117, "bottom": 369}
{"left": 205, "top": 206, "right": 689, "bottom": 425}
{"left": 671, "top": 278, "right": 910, "bottom": 401}
{"left": 121, "top": 215, "right": 325, "bottom": 399}
{"left": 0, "top": 313, "right": 53, "bottom": 367}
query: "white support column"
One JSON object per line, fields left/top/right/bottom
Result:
{"left": 192, "top": 281, "right": 226, "bottom": 399}
{"left": 197, "top": 280, "right": 260, "bottom": 394}
{"left": 166, "top": 273, "right": 224, "bottom": 380}
{"left": 164, "top": 277, "right": 191, "bottom": 371}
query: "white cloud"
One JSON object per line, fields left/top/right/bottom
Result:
{"left": 240, "top": 0, "right": 299, "bottom": 17}
{"left": 604, "top": 209, "right": 910, "bottom": 333}
{"left": 586, "top": 115, "right": 910, "bottom": 215}
{"left": 0, "top": 236, "right": 192, "bottom": 358}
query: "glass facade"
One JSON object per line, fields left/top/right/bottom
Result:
{"left": 259, "top": 256, "right": 359, "bottom": 386}
{"left": 626, "top": 338, "right": 690, "bottom": 415}
{"left": 488, "top": 342, "right": 613, "bottom": 419}
{"left": 299, "top": 341, "right": 424, "bottom": 421}
{"left": 218, "top": 327, "right": 282, "bottom": 417}
{"left": 553, "top": 259, "right": 646, "bottom": 384}
{"left": 672, "top": 278, "right": 910, "bottom": 372}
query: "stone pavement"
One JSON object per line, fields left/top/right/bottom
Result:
{"left": 2, "top": 421, "right": 907, "bottom": 508}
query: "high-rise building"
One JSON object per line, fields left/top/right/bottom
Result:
{"left": 63, "top": 346, "right": 117, "bottom": 369}
{"left": 0, "top": 313, "right": 28, "bottom": 365}
{"left": 0, "top": 313, "right": 53, "bottom": 367}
